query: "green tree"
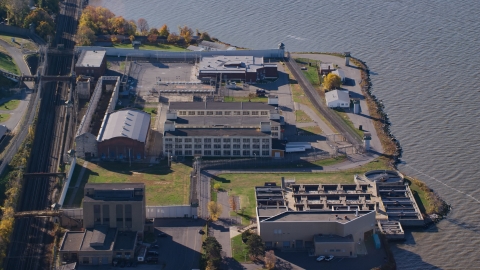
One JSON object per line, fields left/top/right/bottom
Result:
{"left": 2, "top": 0, "right": 29, "bottom": 26}
{"left": 23, "top": 8, "right": 53, "bottom": 28}
{"left": 158, "top": 24, "right": 169, "bottom": 37}
{"left": 148, "top": 28, "right": 159, "bottom": 35}
{"left": 200, "top": 31, "right": 212, "bottom": 41}
{"left": 37, "top": 0, "right": 59, "bottom": 14}
{"left": 323, "top": 73, "right": 342, "bottom": 91}
{"left": 202, "top": 236, "right": 222, "bottom": 269}
{"left": 246, "top": 234, "right": 265, "bottom": 259}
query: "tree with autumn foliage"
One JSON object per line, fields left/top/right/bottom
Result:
{"left": 23, "top": 8, "right": 55, "bottom": 39}
{"left": 147, "top": 33, "right": 158, "bottom": 44}
{"left": 158, "top": 24, "right": 169, "bottom": 37}
{"left": 76, "top": 24, "right": 96, "bottom": 45}
{"left": 167, "top": 32, "right": 180, "bottom": 44}
{"left": 323, "top": 73, "right": 342, "bottom": 91}
{"left": 137, "top": 18, "right": 149, "bottom": 35}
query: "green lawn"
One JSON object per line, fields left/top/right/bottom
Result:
{"left": 0, "top": 113, "right": 11, "bottom": 123}
{"left": 0, "top": 51, "right": 19, "bottom": 74}
{"left": 297, "top": 125, "right": 322, "bottom": 135}
{"left": 0, "top": 99, "right": 20, "bottom": 110}
{"left": 113, "top": 43, "right": 187, "bottom": 51}
{"left": 224, "top": 96, "right": 268, "bottom": 103}
{"left": 0, "top": 34, "right": 37, "bottom": 51}
{"left": 214, "top": 158, "right": 389, "bottom": 225}
{"left": 231, "top": 234, "right": 251, "bottom": 263}
{"left": 142, "top": 107, "right": 158, "bottom": 121}
{"left": 295, "top": 110, "right": 312, "bottom": 123}
{"left": 295, "top": 58, "right": 321, "bottom": 86}
{"left": 64, "top": 160, "right": 192, "bottom": 206}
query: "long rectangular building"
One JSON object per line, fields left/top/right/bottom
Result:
{"left": 197, "top": 55, "right": 278, "bottom": 83}
{"left": 163, "top": 101, "right": 284, "bottom": 157}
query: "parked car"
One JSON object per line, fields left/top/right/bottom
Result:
{"left": 325, "top": 255, "right": 334, "bottom": 261}
{"left": 316, "top": 256, "right": 325, "bottom": 262}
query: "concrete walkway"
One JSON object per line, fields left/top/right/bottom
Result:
{"left": 66, "top": 161, "right": 89, "bottom": 206}
{"left": 212, "top": 191, "right": 232, "bottom": 257}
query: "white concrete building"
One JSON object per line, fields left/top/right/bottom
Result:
{"left": 332, "top": 69, "right": 346, "bottom": 82}
{"left": 325, "top": 90, "right": 350, "bottom": 108}
{"left": 163, "top": 102, "right": 284, "bottom": 157}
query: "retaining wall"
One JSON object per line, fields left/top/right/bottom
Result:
{"left": 58, "top": 157, "right": 77, "bottom": 207}
{"left": 76, "top": 46, "right": 285, "bottom": 59}
{"left": 0, "top": 25, "right": 46, "bottom": 45}
{"left": 146, "top": 205, "right": 198, "bottom": 218}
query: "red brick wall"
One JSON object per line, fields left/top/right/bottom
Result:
{"left": 98, "top": 137, "right": 146, "bottom": 159}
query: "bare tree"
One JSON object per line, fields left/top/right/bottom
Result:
{"left": 264, "top": 250, "right": 277, "bottom": 270}
{"left": 229, "top": 196, "right": 237, "bottom": 212}
{"left": 2, "top": 0, "right": 29, "bottom": 26}
{"left": 137, "top": 18, "right": 149, "bottom": 35}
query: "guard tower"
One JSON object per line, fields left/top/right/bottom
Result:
{"left": 363, "top": 132, "right": 371, "bottom": 151}
{"left": 345, "top": 52, "right": 351, "bottom": 66}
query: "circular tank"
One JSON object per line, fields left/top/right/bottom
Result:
{"left": 364, "top": 170, "right": 404, "bottom": 183}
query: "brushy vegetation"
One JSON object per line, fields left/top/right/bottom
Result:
{"left": 0, "top": 123, "right": 36, "bottom": 266}
{"left": 406, "top": 177, "right": 446, "bottom": 215}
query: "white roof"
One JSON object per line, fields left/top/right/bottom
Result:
{"left": 332, "top": 69, "right": 345, "bottom": 80}
{"left": 76, "top": 50, "right": 106, "bottom": 68}
{"left": 97, "top": 109, "right": 150, "bottom": 142}
{"left": 325, "top": 90, "right": 350, "bottom": 104}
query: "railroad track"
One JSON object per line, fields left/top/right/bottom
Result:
{"left": 4, "top": 0, "right": 81, "bottom": 269}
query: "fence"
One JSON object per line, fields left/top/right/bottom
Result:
{"left": 58, "top": 157, "right": 77, "bottom": 207}
{"left": 76, "top": 46, "right": 285, "bottom": 59}
{"left": 146, "top": 205, "right": 197, "bottom": 218}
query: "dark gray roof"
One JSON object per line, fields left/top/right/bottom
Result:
{"left": 60, "top": 231, "right": 85, "bottom": 251}
{"left": 174, "top": 115, "right": 281, "bottom": 127}
{"left": 84, "top": 183, "right": 145, "bottom": 203}
{"left": 262, "top": 210, "right": 374, "bottom": 223}
{"left": 113, "top": 231, "right": 137, "bottom": 251}
{"left": 169, "top": 101, "right": 275, "bottom": 111}
{"left": 314, "top": 234, "right": 354, "bottom": 243}
{"left": 165, "top": 128, "right": 271, "bottom": 137}
{"left": 80, "top": 227, "right": 116, "bottom": 251}
{"left": 257, "top": 207, "right": 288, "bottom": 218}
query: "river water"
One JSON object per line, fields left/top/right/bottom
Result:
{"left": 91, "top": 1, "right": 480, "bottom": 269}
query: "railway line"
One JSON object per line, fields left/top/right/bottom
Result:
{"left": 4, "top": 0, "right": 81, "bottom": 269}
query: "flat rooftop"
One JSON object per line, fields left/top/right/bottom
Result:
{"left": 169, "top": 101, "right": 275, "bottom": 111}
{"left": 198, "top": 55, "right": 265, "bottom": 74}
{"left": 84, "top": 183, "right": 145, "bottom": 202}
{"left": 76, "top": 50, "right": 106, "bottom": 68}
{"left": 165, "top": 128, "right": 271, "bottom": 137}
{"left": 60, "top": 231, "right": 85, "bottom": 251}
{"left": 80, "top": 227, "right": 116, "bottom": 251}
{"left": 113, "top": 231, "right": 137, "bottom": 251}
{"left": 174, "top": 115, "right": 281, "bottom": 128}
{"left": 258, "top": 207, "right": 288, "bottom": 218}
{"left": 263, "top": 210, "right": 373, "bottom": 223}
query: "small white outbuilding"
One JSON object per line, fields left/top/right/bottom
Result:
{"left": 325, "top": 90, "right": 350, "bottom": 108}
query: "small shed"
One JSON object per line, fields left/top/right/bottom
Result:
{"left": 325, "top": 90, "right": 350, "bottom": 108}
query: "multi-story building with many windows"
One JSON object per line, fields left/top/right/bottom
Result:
{"left": 163, "top": 101, "right": 284, "bottom": 157}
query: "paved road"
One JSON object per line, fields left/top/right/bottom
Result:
{"left": 292, "top": 53, "right": 384, "bottom": 154}
{"left": 213, "top": 191, "right": 232, "bottom": 258}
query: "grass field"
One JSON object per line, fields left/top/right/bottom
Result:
{"left": 213, "top": 157, "right": 389, "bottom": 224}
{"left": 0, "top": 113, "right": 10, "bottom": 123}
{"left": 0, "top": 51, "right": 19, "bottom": 74}
{"left": 0, "top": 99, "right": 20, "bottom": 110}
{"left": 113, "top": 43, "right": 187, "bottom": 51}
{"left": 231, "top": 234, "right": 250, "bottom": 263}
{"left": 297, "top": 125, "right": 323, "bottom": 135}
{"left": 64, "top": 160, "right": 192, "bottom": 206}
{"left": 224, "top": 96, "right": 267, "bottom": 103}
{"left": 295, "top": 110, "right": 312, "bottom": 123}
{"left": 142, "top": 107, "right": 158, "bottom": 121}
{"left": 0, "top": 35, "right": 37, "bottom": 51}
{"left": 295, "top": 58, "right": 321, "bottom": 86}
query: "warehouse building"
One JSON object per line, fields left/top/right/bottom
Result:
{"left": 97, "top": 109, "right": 151, "bottom": 160}
{"left": 59, "top": 183, "right": 145, "bottom": 265}
{"left": 75, "top": 76, "right": 120, "bottom": 159}
{"left": 163, "top": 101, "right": 284, "bottom": 157}
{"left": 75, "top": 50, "right": 107, "bottom": 79}
{"left": 197, "top": 56, "right": 278, "bottom": 83}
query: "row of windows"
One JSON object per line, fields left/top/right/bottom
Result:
{"left": 173, "top": 150, "right": 270, "bottom": 156}
{"left": 166, "top": 144, "right": 270, "bottom": 149}
{"left": 178, "top": 110, "right": 269, "bottom": 116}
{"left": 166, "top": 138, "right": 271, "bottom": 143}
